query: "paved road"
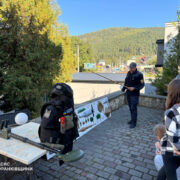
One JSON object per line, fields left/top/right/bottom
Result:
{"left": 0, "top": 105, "right": 164, "bottom": 180}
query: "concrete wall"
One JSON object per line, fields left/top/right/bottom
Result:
{"left": 69, "top": 82, "right": 122, "bottom": 104}
{"left": 122, "top": 92, "right": 166, "bottom": 110}
{"left": 164, "top": 22, "right": 179, "bottom": 61}
{"left": 108, "top": 91, "right": 125, "bottom": 111}
{"left": 76, "top": 91, "right": 166, "bottom": 112}
{"left": 69, "top": 82, "right": 145, "bottom": 105}
{"left": 108, "top": 92, "right": 166, "bottom": 111}
{"left": 32, "top": 91, "right": 166, "bottom": 123}
{"left": 138, "top": 94, "right": 166, "bottom": 110}
{"left": 75, "top": 91, "right": 125, "bottom": 112}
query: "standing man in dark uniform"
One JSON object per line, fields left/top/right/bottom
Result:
{"left": 122, "top": 62, "right": 145, "bottom": 128}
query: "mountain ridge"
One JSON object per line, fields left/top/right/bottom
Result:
{"left": 78, "top": 27, "right": 164, "bottom": 63}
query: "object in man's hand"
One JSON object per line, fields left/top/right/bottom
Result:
{"left": 128, "top": 87, "right": 135, "bottom": 91}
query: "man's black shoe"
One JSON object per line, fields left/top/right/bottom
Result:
{"left": 127, "top": 121, "right": 132, "bottom": 124}
{"left": 130, "top": 124, "right": 136, "bottom": 128}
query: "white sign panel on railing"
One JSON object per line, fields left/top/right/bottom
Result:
{"left": 75, "top": 97, "right": 111, "bottom": 137}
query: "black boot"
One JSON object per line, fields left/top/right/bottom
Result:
{"left": 127, "top": 120, "right": 132, "bottom": 124}
{"left": 130, "top": 123, "right": 136, "bottom": 128}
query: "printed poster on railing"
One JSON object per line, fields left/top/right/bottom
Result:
{"left": 75, "top": 97, "right": 111, "bottom": 137}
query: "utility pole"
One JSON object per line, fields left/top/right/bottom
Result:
{"left": 77, "top": 44, "right": 80, "bottom": 72}
{"left": 119, "top": 48, "right": 121, "bottom": 67}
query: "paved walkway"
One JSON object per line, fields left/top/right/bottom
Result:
{"left": 1, "top": 105, "right": 164, "bottom": 180}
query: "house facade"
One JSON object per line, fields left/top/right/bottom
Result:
{"left": 156, "top": 22, "right": 179, "bottom": 67}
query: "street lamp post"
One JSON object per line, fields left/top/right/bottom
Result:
{"left": 77, "top": 44, "right": 79, "bottom": 72}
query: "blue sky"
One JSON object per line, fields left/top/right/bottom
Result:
{"left": 57, "top": 0, "right": 180, "bottom": 36}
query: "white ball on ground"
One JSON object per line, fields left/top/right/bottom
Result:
{"left": 15, "top": 113, "right": 28, "bottom": 125}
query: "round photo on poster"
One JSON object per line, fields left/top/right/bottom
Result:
{"left": 105, "top": 107, "right": 111, "bottom": 118}
{"left": 97, "top": 101, "right": 104, "bottom": 112}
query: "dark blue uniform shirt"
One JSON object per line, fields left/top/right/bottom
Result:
{"left": 122, "top": 69, "right": 145, "bottom": 96}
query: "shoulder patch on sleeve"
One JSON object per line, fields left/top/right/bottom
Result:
{"left": 43, "top": 109, "right": 51, "bottom": 119}
{"left": 140, "top": 79, "right": 144, "bottom": 84}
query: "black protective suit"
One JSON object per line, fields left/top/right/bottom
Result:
{"left": 38, "top": 83, "right": 79, "bottom": 165}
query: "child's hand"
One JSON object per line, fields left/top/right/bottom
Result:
{"left": 155, "top": 142, "right": 161, "bottom": 149}
{"left": 174, "top": 150, "right": 180, "bottom": 156}
{"left": 156, "top": 150, "right": 161, "bottom": 155}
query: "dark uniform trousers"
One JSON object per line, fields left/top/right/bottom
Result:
{"left": 127, "top": 94, "right": 139, "bottom": 125}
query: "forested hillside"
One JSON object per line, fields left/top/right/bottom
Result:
{"left": 79, "top": 27, "right": 164, "bottom": 64}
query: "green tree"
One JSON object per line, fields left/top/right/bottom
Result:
{"left": 71, "top": 36, "right": 93, "bottom": 71}
{"left": 148, "top": 56, "right": 157, "bottom": 65}
{"left": 153, "top": 9, "right": 180, "bottom": 95}
{"left": 0, "top": 0, "right": 64, "bottom": 116}
{"left": 54, "top": 24, "right": 76, "bottom": 83}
